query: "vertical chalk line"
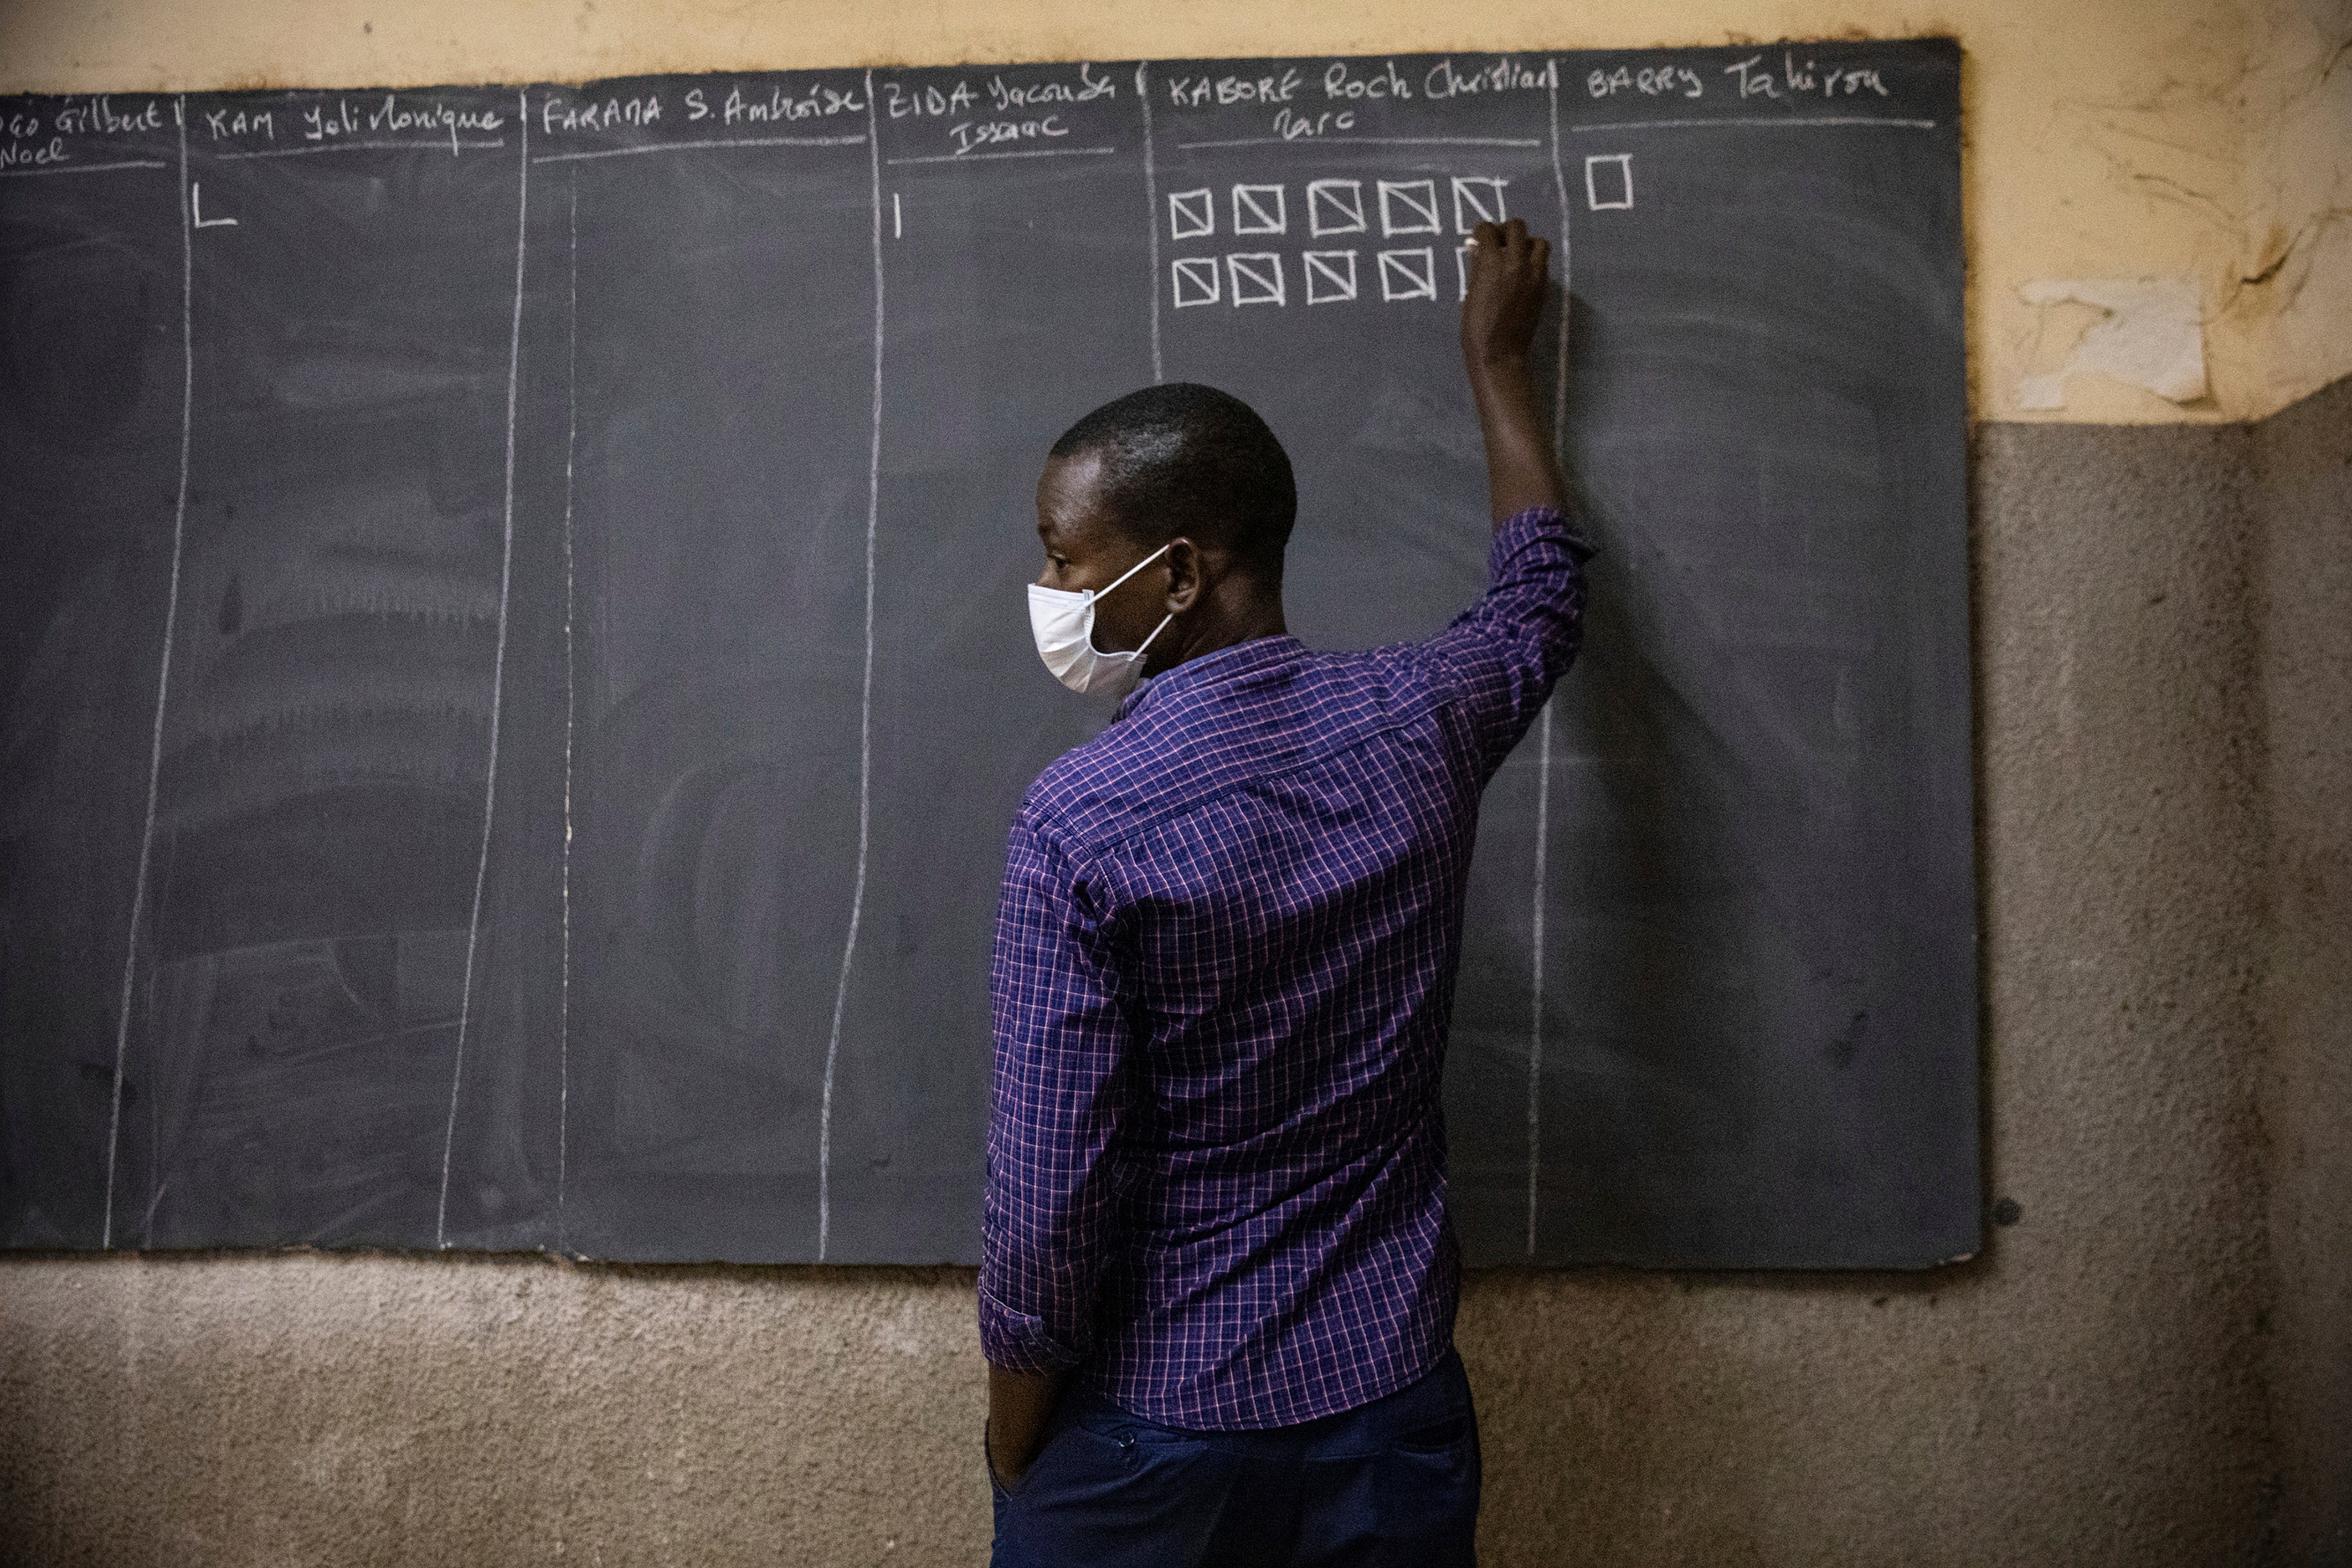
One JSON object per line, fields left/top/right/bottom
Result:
{"left": 437, "top": 91, "right": 530, "bottom": 1250}
{"left": 556, "top": 172, "right": 580, "bottom": 1250}
{"left": 1527, "top": 60, "right": 1574, "bottom": 1259}
{"left": 100, "top": 96, "right": 196, "bottom": 1250}
{"left": 1526, "top": 707, "right": 1552, "bottom": 1258}
{"left": 818, "top": 71, "right": 885, "bottom": 1263}
{"left": 1137, "top": 62, "right": 1162, "bottom": 384}
{"left": 1550, "top": 58, "right": 1573, "bottom": 437}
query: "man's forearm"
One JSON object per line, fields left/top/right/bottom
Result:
{"left": 1470, "top": 352, "right": 1565, "bottom": 527}
{"left": 986, "top": 1362, "right": 1069, "bottom": 1488}
{"left": 1458, "top": 218, "right": 1566, "bottom": 528}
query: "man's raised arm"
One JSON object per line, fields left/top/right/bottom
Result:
{"left": 1460, "top": 217, "right": 1565, "bottom": 528}
{"left": 1418, "top": 216, "right": 1590, "bottom": 776}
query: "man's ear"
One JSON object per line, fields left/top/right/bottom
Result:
{"left": 1164, "top": 538, "right": 1204, "bottom": 613}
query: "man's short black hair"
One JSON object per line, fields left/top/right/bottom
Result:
{"left": 1049, "top": 383, "right": 1296, "bottom": 571}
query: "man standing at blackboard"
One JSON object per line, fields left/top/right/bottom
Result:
{"left": 982, "top": 218, "right": 1585, "bottom": 1567}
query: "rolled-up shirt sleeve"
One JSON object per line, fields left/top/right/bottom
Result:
{"left": 1419, "top": 504, "right": 1594, "bottom": 777}
{"left": 980, "top": 808, "right": 1135, "bottom": 1373}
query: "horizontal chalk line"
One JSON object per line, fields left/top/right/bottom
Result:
{"left": 1570, "top": 116, "right": 1937, "bottom": 132}
{"left": 0, "top": 159, "right": 167, "bottom": 177}
{"left": 211, "top": 139, "right": 508, "bottom": 159}
{"left": 886, "top": 145, "right": 1117, "bottom": 165}
{"left": 533, "top": 134, "right": 866, "bottom": 163}
{"left": 1177, "top": 136, "right": 1543, "bottom": 150}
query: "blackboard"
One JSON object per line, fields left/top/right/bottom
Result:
{"left": 0, "top": 40, "right": 1975, "bottom": 1266}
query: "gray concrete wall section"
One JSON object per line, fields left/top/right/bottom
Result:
{"left": 2257, "top": 371, "right": 2352, "bottom": 1568}
{"left": 0, "top": 391, "right": 2338, "bottom": 1565}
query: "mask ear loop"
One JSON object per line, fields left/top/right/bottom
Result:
{"left": 1129, "top": 612, "right": 1176, "bottom": 662}
{"left": 1085, "top": 540, "right": 1174, "bottom": 603}
{"left": 1087, "top": 540, "right": 1183, "bottom": 675}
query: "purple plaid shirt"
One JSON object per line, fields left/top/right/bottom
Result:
{"left": 982, "top": 505, "right": 1590, "bottom": 1430}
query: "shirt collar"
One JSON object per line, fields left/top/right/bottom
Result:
{"left": 1115, "top": 634, "right": 1304, "bottom": 723}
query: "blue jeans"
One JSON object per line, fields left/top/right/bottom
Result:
{"left": 989, "top": 1348, "right": 1480, "bottom": 1567}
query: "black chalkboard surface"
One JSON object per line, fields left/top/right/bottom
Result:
{"left": 0, "top": 41, "right": 1974, "bottom": 1266}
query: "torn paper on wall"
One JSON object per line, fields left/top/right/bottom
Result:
{"left": 2016, "top": 278, "right": 2209, "bottom": 411}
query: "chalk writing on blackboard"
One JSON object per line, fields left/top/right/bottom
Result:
{"left": 0, "top": 44, "right": 1976, "bottom": 1272}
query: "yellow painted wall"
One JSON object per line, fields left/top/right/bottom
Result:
{"left": 1, "top": 0, "right": 2346, "bottom": 422}
{"left": 2243, "top": 0, "right": 2352, "bottom": 414}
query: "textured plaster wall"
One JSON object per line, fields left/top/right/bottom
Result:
{"left": 2257, "top": 374, "right": 2352, "bottom": 1567}
{"left": 0, "top": 0, "right": 2348, "bottom": 423}
{"left": 0, "top": 417, "right": 2295, "bottom": 1566}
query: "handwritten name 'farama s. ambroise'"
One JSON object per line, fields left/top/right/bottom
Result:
{"left": 540, "top": 80, "right": 868, "bottom": 135}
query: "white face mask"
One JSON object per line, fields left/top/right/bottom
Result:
{"left": 1027, "top": 541, "right": 1175, "bottom": 700}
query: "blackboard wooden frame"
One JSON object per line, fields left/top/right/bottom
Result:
{"left": 0, "top": 40, "right": 1975, "bottom": 1267}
